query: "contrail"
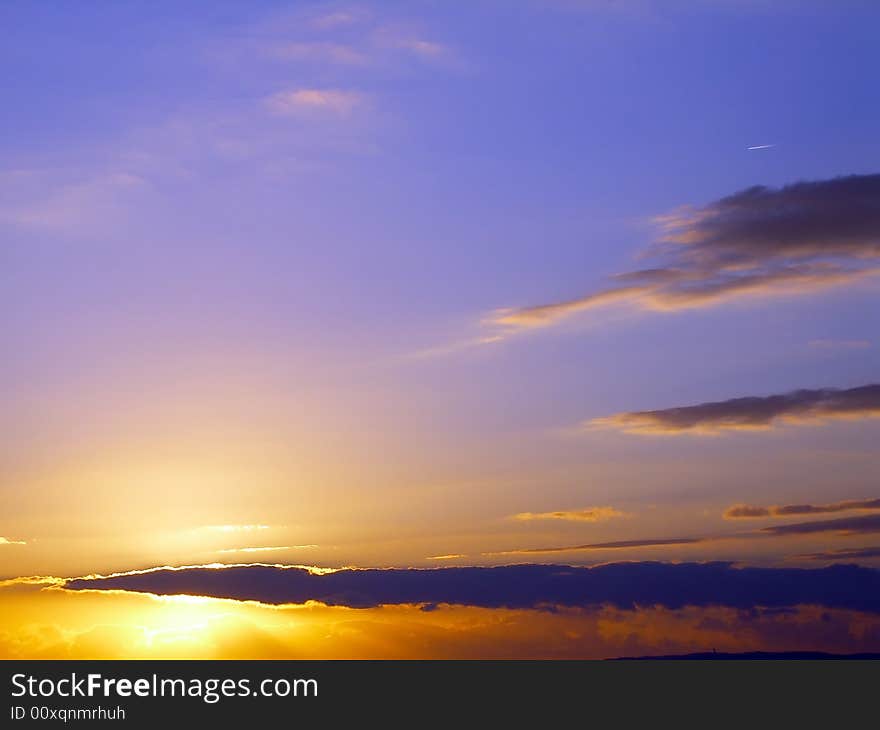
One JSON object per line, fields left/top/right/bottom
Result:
{"left": 747, "top": 144, "right": 775, "bottom": 150}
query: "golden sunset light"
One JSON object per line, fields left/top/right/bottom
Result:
{"left": 2, "top": 1, "right": 879, "bottom": 682}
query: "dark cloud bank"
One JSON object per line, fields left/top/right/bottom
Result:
{"left": 490, "top": 173, "right": 880, "bottom": 330}
{"left": 592, "top": 383, "right": 880, "bottom": 434}
{"left": 66, "top": 562, "right": 880, "bottom": 613}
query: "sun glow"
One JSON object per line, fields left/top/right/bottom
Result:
{"left": 2, "top": 577, "right": 880, "bottom": 659}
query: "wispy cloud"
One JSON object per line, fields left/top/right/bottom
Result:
{"left": 265, "top": 88, "right": 366, "bottom": 116}
{"left": 761, "top": 514, "right": 880, "bottom": 537}
{"left": 309, "top": 9, "right": 367, "bottom": 30}
{"left": 0, "top": 172, "right": 147, "bottom": 232}
{"left": 1, "top": 7, "right": 460, "bottom": 237}
{"left": 426, "top": 554, "right": 466, "bottom": 561}
{"left": 216, "top": 545, "right": 318, "bottom": 554}
{"left": 488, "top": 537, "right": 705, "bottom": 555}
{"left": 808, "top": 338, "right": 871, "bottom": 350}
{"left": 408, "top": 335, "right": 505, "bottom": 360}
{"left": 491, "top": 513, "right": 880, "bottom": 557}
{"left": 797, "top": 547, "right": 880, "bottom": 561}
{"left": 483, "top": 174, "right": 880, "bottom": 338}
{"left": 371, "top": 27, "right": 453, "bottom": 63}
{"left": 511, "top": 506, "right": 625, "bottom": 523}
{"left": 725, "top": 498, "right": 880, "bottom": 520}
{"left": 255, "top": 7, "right": 456, "bottom": 70}
{"left": 0, "top": 537, "right": 26, "bottom": 546}
{"left": 589, "top": 383, "right": 880, "bottom": 435}
{"left": 389, "top": 37, "right": 447, "bottom": 58}
{"left": 271, "top": 41, "right": 369, "bottom": 65}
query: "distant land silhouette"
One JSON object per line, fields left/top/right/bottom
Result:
{"left": 613, "top": 651, "right": 880, "bottom": 660}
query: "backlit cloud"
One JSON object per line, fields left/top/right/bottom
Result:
{"left": 65, "top": 562, "right": 880, "bottom": 613}
{"left": 485, "top": 174, "right": 880, "bottom": 335}
{"left": 589, "top": 383, "right": 880, "bottom": 435}
{"left": 511, "top": 506, "right": 625, "bottom": 523}
{"left": 725, "top": 498, "right": 880, "bottom": 520}
{"left": 4, "top": 578, "right": 880, "bottom": 659}
{"left": 0, "top": 538, "right": 26, "bottom": 546}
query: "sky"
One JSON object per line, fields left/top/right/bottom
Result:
{"left": 1, "top": 0, "right": 879, "bottom": 659}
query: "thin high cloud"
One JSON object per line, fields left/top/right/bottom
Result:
{"left": 491, "top": 513, "right": 880, "bottom": 557}
{"left": 216, "top": 545, "right": 318, "bottom": 554}
{"left": 308, "top": 9, "right": 366, "bottom": 30}
{"left": 798, "top": 547, "right": 880, "bottom": 561}
{"left": 0, "top": 537, "right": 26, "bottom": 546}
{"left": 0, "top": 172, "right": 147, "bottom": 232}
{"left": 271, "top": 42, "right": 369, "bottom": 65}
{"left": 268, "top": 35, "right": 450, "bottom": 67}
{"left": 725, "top": 498, "right": 880, "bottom": 520}
{"left": 265, "top": 88, "right": 366, "bottom": 116}
{"left": 589, "top": 383, "right": 880, "bottom": 435}
{"left": 257, "top": 6, "right": 454, "bottom": 69}
{"left": 485, "top": 174, "right": 880, "bottom": 335}
{"left": 370, "top": 26, "right": 454, "bottom": 63}
{"left": 1, "top": 6, "right": 461, "bottom": 239}
{"left": 3, "top": 11, "right": 410, "bottom": 235}
{"left": 761, "top": 514, "right": 880, "bottom": 537}
{"left": 511, "top": 506, "right": 625, "bottom": 523}
{"left": 489, "top": 537, "right": 705, "bottom": 555}
{"left": 809, "top": 338, "right": 871, "bottom": 350}
{"left": 64, "top": 562, "right": 880, "bottom": 613}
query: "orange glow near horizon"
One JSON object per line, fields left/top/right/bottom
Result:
{"left": 3, "top": 0, "right": 880, "bottom": 662}
{"left": 2, "top": 578, "right": 879, "bottom": 660}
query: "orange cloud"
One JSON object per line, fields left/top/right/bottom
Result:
{"left": 725, "top": 498, "right": 880, "bottom": 520}
{"left": 2, "top": 578, "right": 878, "bottom": 659}
{"left": 511, "top": 506, "right": 625, "bottom": 523}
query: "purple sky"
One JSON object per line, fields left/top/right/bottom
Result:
{"left": 1, "top": 0, "right": 879, "bottom": 578}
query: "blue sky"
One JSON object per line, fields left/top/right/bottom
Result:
{"left": 1, "top": 0, "right": 879, "bottom": 578}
